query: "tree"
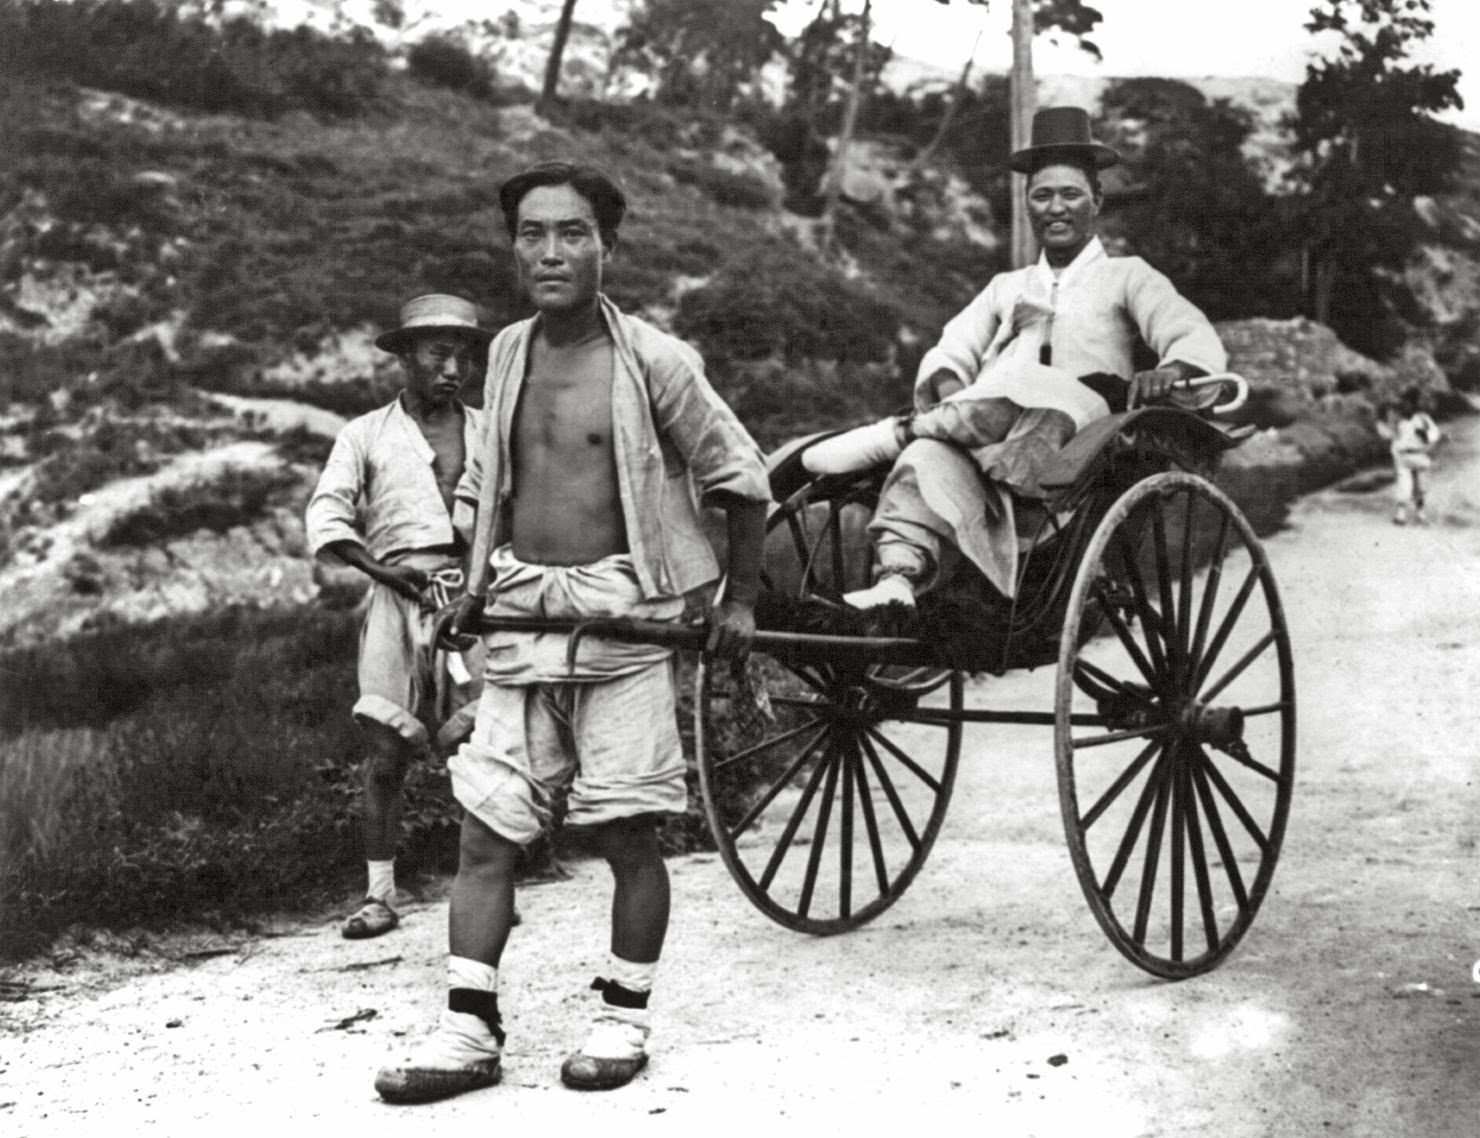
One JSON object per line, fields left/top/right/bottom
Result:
{"left": 1097, "top": 79, "right": 1298, "bottom": 320}
{"left": 537, "top": 0, "right": 579, "bottom": 116}
{"left": 613, "top": 0, "right": 783, "bottom": 114}
{"left": 1290, "top": 0, "right": 1463, "bottom": 355}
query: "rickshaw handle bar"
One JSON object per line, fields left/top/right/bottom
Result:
{"left": 476, "top": 614, "right": 927, "bottom": 669}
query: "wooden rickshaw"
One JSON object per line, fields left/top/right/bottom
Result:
{"left": 485, "top": 375, "right": 1295, "bottom": 980}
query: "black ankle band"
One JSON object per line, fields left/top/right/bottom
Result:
{"left": 590, "top": 977, "right": 650, "bottom": 1009}
{"left": 449, "top": 988, "right": 506, "bottom": 1045}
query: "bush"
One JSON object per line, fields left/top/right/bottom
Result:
{"left": 674, "top": 242, "right": 900, "bottom": 365}
{"left": 667, "top": 156, "right": 776, "bottom": 210}
{"left": 407, "top": 34, "right": 494, "bottom": 99}
{"left": 99, "top": 464, "right": 299, "bottom": 547}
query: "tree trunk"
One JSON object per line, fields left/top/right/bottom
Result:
{"left": 1009, "top": 0, "right": 1036, "bottom": 268}
{"left": 537, "top": 0, "right": 580, "bottom": 117}
{"left": 819, "top": 0, "right": 870, "bottom": 254}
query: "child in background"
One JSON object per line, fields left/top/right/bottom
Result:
{"left": 1377, "top": 388, "right": 1441, "bottom": 525}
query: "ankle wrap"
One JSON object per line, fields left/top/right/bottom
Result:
{"left": 590, "top": 977, "right": 650, "bottom": 1010}
{"left": 448, "top": 988, "right": 506, "bottom": 1045}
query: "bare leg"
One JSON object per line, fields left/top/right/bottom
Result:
{"left": 590, "top": 818, "right": 669, "bottom": 963}
{"left": 449, "top": 812, "right": 523, "bottom": 965}
{"left": 361, "top": 722, "right": 414, "bottom": 862}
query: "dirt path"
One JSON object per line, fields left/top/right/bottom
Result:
{"left": 4, "top": 424, "right": 1479, "bottom": 1138}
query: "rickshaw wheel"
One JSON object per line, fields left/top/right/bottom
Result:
{"left": 1054, "top": 471, "right": 1295, "bottom": 978}
{"left": 694, "top": 472, "right": 963, "bottom": 934}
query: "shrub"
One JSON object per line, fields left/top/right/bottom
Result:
{"left": 667, "top": 156, "right": 776, "bottom": 210}
{"left": 407, "top": 34, "right": 494, "bottom": 99}
{"left": 674, "top": 242, "right": 900, "bottom": 365}
{"left": 99, "top": 464, "right": 300, "bottom": 547}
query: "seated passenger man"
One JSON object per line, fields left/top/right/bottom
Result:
{"left": 802, "top": 107, "right": 1228, "bottom": 608}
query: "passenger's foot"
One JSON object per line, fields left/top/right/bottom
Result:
{"left": 560, "top": 1012, "right": 649, "bottom": 1091}
{"left": 1414, "top": 509, "right": 1430, "bottom": 526}
{"left": 1392, "top": 507, "right": 1409, "bottom": 526}
{"left": 843, "top": 573, "right": 917, "bottom": 610}
{"left": 341, "top": 897, "right": 399, "bottom": 939}
{"left": 801, "top": 418, "right": 905, "bottom": 475}
{"left": 374, "top": 1010, "right": 502, "bottom": 1104}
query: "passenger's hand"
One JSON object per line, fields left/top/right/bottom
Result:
{"left": 705, "top": 598, "right": 756, "bottom": 663}
{"left": 1129, "top": 367, "right": 1184, "bottom": 408}
{"left": 436, "top": 592, "right": 485, "bottom": 651}
{"left": 376, "top": 563, "right": 430, "bottom": 606}
{"left": 926, "top": 368, "right": 966, "bottom": 408}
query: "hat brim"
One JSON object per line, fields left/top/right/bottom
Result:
{"left": 1008, "top": 142, "right": 1120, "bottom": 174}
{"left": 375, "top": 323, "right": 495, "bottom": 354}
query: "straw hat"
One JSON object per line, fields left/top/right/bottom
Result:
{"left": 374, "top": 294, "right": 493, "bottom": 353}
{"left": 1008, "top": 106, "right": 1120, "bottom": 173}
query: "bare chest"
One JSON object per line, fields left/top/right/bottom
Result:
{"left": 514, "top": 341, "right": 617, "bottom": 457}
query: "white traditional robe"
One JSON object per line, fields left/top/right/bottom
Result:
{"left": 874, "top": 238, "right": 1228, "bottom": 597}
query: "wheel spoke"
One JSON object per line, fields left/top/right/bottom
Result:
{"left": 1241, "top": 700, "right": 1292, "bottom": 717}
{"left": 1170, "top": 750, "right": 1187, "bottom": 962}
{"left": 1188, "top": 509, "right": 1232, "bottom": 682}
{"left": 1151, "top": 500, "right": 1182, "bottom": 678}
{"left": 859, "top": 732, "right": 922, "bottom": 850}
{"left": 1175, "top": 490, "right": 1197, "bottom": 678}
{"left": 712, "top": 716, "right": 824, "bottom": 773}
{"left": 1196, "top": 747, "right": 1270, "bottom": 852}
{"left": 862, "top": 724, "right": 942, "bottom": 793}
{"left": 1199, "top": 629, "right": 1276, "bottom": 704}
{"left": 1100, "top": 743, "right": 1171, "bottom": 900}
{"left": 1218, "top": 743, "right": 1282, "bottom": 783}
{"left": 727, "top": 723, "right": 829, "bottom": 841}
{"left": 1189, "top": 755, "right": 1249, "bottom": 910}
{"left": 795, "top": 746, "right": 843, "bottom": 918}
{"left": 1132, "top": 755, "right": 1175, "bottom": 946}
{"left": 1112, "top": 528, "right": 1170, "bottom": 680}
{"left": 1072, "top": 722, "right": 1172, "bottom": 750}
{"left": 1193, "top": 563, "right": 1260, "bottom": 690}
{"left": 839, "top": 735, "right": 856, "bottom": 919}
{"left": 1095, "top": 590, "right": 1164, "bottom": 692}
{"left": 1182, "top": 759, "right": 1222, "bottom": 954}
{"left": 850, "top": 739, "right": 891, "bottom": 895}
{"left": 1080, "top": 737, "right": 1163, "bottom": 831}
{"left": 757, "top": 737, "right": 836, "bottom": 891}
{"left": 1074, "top": 659, "right": 1158, "bottom": 711}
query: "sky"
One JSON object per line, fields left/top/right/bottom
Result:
{"left": 771, "top": 0, "right": 1480, "bottom": 130}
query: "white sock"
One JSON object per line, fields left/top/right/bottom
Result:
{"left": 801, "top": 418, "right": 904, "bottom": 474}
{"left": 608, "top": 954, "right": 656, "bottom": 994}
{"left": 367, "top": 859, "right": 396, "bottom": 905}
{"left": 448, "top": 955, "right": 498, "bottom": 993}
{"left": 843, "top": 573, "right": 917, "bottom": 610}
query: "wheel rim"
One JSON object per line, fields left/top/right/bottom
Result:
{"left": 1054, "top": 472, "right": 1295, "bottom": 978}
{"left": 697, "top": 658, "right": 962, "bottom": 934}
{"left": 695, "top": 477, "right": 962, "bottom": 934}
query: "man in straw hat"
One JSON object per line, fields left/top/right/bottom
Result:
{"left": 372, "top": 162, "right": 770, "bottom": 1103}
{"left": 305, "top": 293, "right": 491, "bottom": 939}
{"left": 801, "top": 105, "right": 1228, "bottom": 607}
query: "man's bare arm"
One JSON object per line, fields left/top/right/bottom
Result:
{"left": 707, "top": 494, "right": 767, "bottom": 661}
{"left": 322, "top": 539, "right": 429, "bottom": 605}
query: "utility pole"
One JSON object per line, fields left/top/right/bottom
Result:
{"left": 1009, "top": 0, "right": 1035, "bottom": 268}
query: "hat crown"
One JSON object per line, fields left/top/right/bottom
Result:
{"left": 397, "top": 293, "right": 480, "bottom": 331}
{"left": 376, "top": 293, "right": 491, "bottom": 353}
{"left": 1029, "top": 106, "right": 1097, "bottom": 149}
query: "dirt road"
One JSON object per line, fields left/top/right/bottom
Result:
{"left": 3, "top": 423, "right": 1478, "bottom": 1138}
